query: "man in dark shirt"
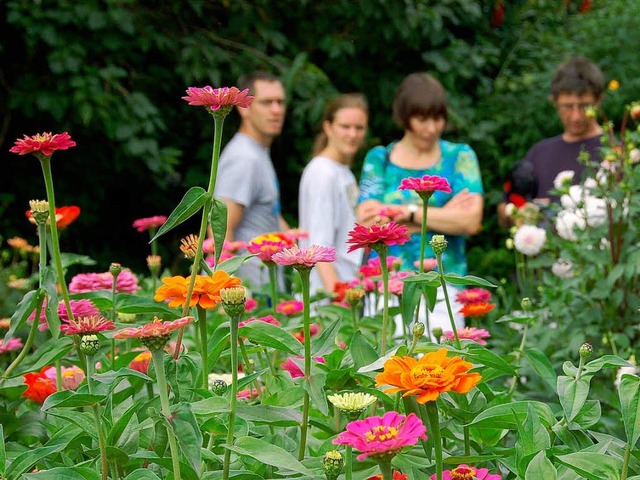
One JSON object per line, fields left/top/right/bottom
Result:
{"left": 498, "top": 56, "right": 605, "bottom": 227}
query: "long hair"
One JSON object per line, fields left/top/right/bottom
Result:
{"left": 312, "top": 93, "right": 369, "bottom": 156}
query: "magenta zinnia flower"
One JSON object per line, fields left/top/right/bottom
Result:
{"left": 333, "top": 411, "right": 427, "bottom": 461}
{"left": 69, "top": 270, "right": 140, "bottom": 294}
{"left": 380, "top": 271, "right": 411, "bottom": 297}
{"left": 431, "top": 464, "right": 502, "bottom": 480}
{"left": 60, "top": 315, "right": 116, "bottom": 336}
{"left": 182, "top": 86, "right": 254, "bottom": 111}
{"left": 276, "top": 300, "right": 304, "bottom": 316}
{"left": 455, "top": 288, "right": 492, "bottom": 305}
{"left": 247, "top": 232, "right": 296, "bottom": 263}
{"left": 238, "top": 314, "right": 281, "bottom": 328}
{"left": 10, "top": 132, "right": 76, "bottom": 157}
{"left": 30, "top": 298, "right": 100, "bottom": 331}
{"left": 443, "top": 327, "right": 491, "bottom": 346}
{"left": 132, "top": 215, "right": 167, "bottom": 232}
{"left": 0, "top": 337, "right": 23, "bottom": 354}
{"left": 271, "top": 244, "right": 337, "bottom": 269}
{"left": 398, "top": 175, "right": 452, "bottom": 197}
{"left": 281, "top": 356, "right": 325, "bottom": 379}
{"left": 347, "top": 222, "right": 410, "bottom": 253}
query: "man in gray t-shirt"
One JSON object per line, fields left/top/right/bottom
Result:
{"left": 214, "top": 71, "right": 288, "bottom": 290}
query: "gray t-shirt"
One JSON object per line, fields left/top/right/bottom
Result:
{"left": 215, "top": 132, "right": 282, "bottom": 290}
{"left": 299, "top": 155, "right": 363, "bottom": 293}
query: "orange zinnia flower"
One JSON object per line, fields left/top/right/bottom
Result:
{"left": 23, "top": 367, "right": 57, "bottom": 403}
{"left": 459, "top": 302, "right": 496, "bottom": 318}
{"left": 375, "top": 349, "right": 481, "bottom": 404}
{"left": 154, "top": 271, "right": 241, "bottom": 309}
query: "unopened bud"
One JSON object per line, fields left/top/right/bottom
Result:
{"left": 117, "top": 312, "right": 137, "bottom": 324}
{"left": 109, "top": 263, "right": 122, "bottom": 278}
{"left": 412, "top": 322, "right": 425, "bottom": 337}
{"left": 146, "top": 255, "right": 162, "bottom": 276}
{"left": 221, "top": 286, "right": 246, "bottom": 317}
{"left": 580, "top": 343, "right": 593, "bottom": 359}
{"left": 432, "top": 327, "right": 443, "bottom": 342}
{"left": 430, "top": 235, "right": 448, "bottom": 255}
{"left": 345, "top": 287, "right": 365, "bottom": 307}
{"left": 506, "top": 238, "right": 514, "bottom": 250}
{"left": 210, "top": 379, "right": 228, "bottom": 396}
{"left": 322, "top": 450, "right": 344, "bottom": 480}
{"left": 80, "top": 334, "right": 100, "bottom": 355}
{"left": 521, "top": 297, "right": 532, "bottom": 312}
{"left": 29, "top": 200, "right": 50, "bottom": 224}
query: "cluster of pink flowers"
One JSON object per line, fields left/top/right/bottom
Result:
{"left": 132, "top": 215, "right": 167, "bottom": 233}
{"left": 30, "top": 299, "right": 100, "bottom": 331}
{"left": 276, "top": 300, "right": 304, "bottom": 316}
{"left": 280, "top": 356, "right": 325, "bottom": 379}
{"left": 333, "top": 411, "right": 427, "bottom": 461}
{"left": 0, "top": 337, "right": 23, "bottom": 354}
{"left": 70, "top": 270, "right": 140, "bottom": 294}
{"left": 443, "top": 327, "right": 491, "bottom": 346}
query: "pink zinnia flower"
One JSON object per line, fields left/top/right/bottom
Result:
{"left": 431, "top": 464, "right": 501, "bottom": 480}
{"left": 443, "top": 327, "right": 491, "bottom": 346}
{"left": 455, "top": 288, "right": 492, "bottom": 305}
{"left": 113, "top": 316, "right": 194, "bottom": 340}
{"left": 0, "top": 337, "right": 23, "bottom": 354}
{"left": 60, "top": 315, "right": 116, "bottom": 336}
{"left": 398, "top": 175, "right": 452, "bottom": 197}
{"left": 44, "top": 365, "right": 85, "bottom": 390}
{"left": 347, "top": 222, "right": 410, "bottom": 253}
{"left": 276, "top": 300, "right": 304, "bottom": 316}
{"left": 69, "top": 270, "right": 140, "bottom": 294}
{"left": 10, "top": 132, "right": 76, "bottom": 157}
{"left": 247, "top": 232, "right": 296, "bottom": 263}
{"left": 30, "top": 298, "right": 100, "bottom": 331}
{"left": 281, "top": 356, "right": 325, "bottom": 379}
{"left": 271, "top": 244, "right": 337, "bottom": 269}
{"left": 238, "top": 315, "right": 281, "bottom": 328}
{"left": 360, "top": 256, "right": 400, "bottom": 278}
{"left": 132, "top": 216, "right": 167, "bottom": 232}
{"left": 237, "top": 387, "right": 264, "bottom": 399}
{"left": 182, "top": 85, "right": 254, "bottom": 111}
{"left": 333, "top": 411, "right": 427, "bottom": 461}
{"left": 244, "top": 298, "right": 259, "bottom": 312}
{"left": 381, "top": 271, "right": 411, "bottom": 297}
{"left": 282, "top": 228, "right": 309, "bottom": 240}
{"left": 129, "top": 351, "right": 152, "bottom": 374}
{"left": 413, "top": 258, "right": 438, "bottom": 271}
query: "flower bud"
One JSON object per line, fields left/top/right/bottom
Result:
{"left": 429, "top": 235, "right": 447, "bottom": 255}
{"left": 221, "top": 286, "right": 247, "bottom": 318}
{"left": 180, "top": 234, "right": 199, "bottom": 259}
{"left": 412, "top": 322, "right": 425, "bottom": 337}
{"left": 210, "top": 379, "right": 228, "bottom": 396}
{"left": 432, "top": 326, "right": 443, "bottom": 343}
{"left": 117, "top": 312, "right": 137, "bottom": 324}
{"left": 345, "top": 287, "right": 365, "bottom": 307}
{"left": 630, "top": 102, "right": 640, "bottom": 122}
{"left": 585, "top": 105, "right": 597, "bottom": 120}
{"left": 521, "top": 297, "right": 532, "bottom": 312}
{"left": 29, "top": 200, "right": 50, "bottom": 225}
{"left": 146, "top": 255, "right": 162, "bottom": 277}
{"left": 322, "top": 450, "right": 344, "bottom": 480}
{"left": 80, "top": 334, "right": 100, "bottom": 355}
{"left": 506, "top": 238, "right": 514, "bottom": 250}
{"left": 580, "top": 343, "right": 593, "bottom": 359}
{"left": 109, "top": 262, "right": 122, "bottom": 279}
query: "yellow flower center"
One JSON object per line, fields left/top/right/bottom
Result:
{"left": 410, "top": 364, "right": 444, "bottom": 382}
{"left": 451, "top": 466, "right": 476, "bottom": 480}
{"left": 364, "top": 425, "right": 399, "bottom": 443}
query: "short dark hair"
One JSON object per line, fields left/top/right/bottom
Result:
{"left": 237, "top": 71, "right": 281, "bottom": 94}
{"left": 392, "top": 73, "right": 447, "bottom": 129}
{"left": 550, "top": 56, "right": 605, "bottom": 100}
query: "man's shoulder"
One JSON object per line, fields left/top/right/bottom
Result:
{"left": 220, "top": 133, "right": 266, "bottom": 165}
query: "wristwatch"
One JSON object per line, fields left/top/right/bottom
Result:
{"left": 407, "top": 204, "right": 419, "bottom": 224}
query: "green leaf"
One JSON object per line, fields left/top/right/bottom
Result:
{"left": 584, "top": 355, "right": 632, "bottom": 375}
{"left": 230, "top": 436, "right": 314, "bottom": 476}
{"left": 350, "top": 331, "right": 379, "bottom": 369}
{"left": 442, "top": 273, "right": 497, "bottom": 287}
{"left": 93, "top": 367, "right": 153, "bottom": 386}
{"left": 210, "top": 197, "right": 227, "bottom": 269}
{"left": 18, "top": 336, "right": 74, "bottom": 375}
{"left": 557, "top": 375, "right": 591, "bottom": 423}
{"left": 108, "top": 399, "right": 147, "bottom": 447}
{"left": 47, "top": 410, "right": 97, "bottom": 440}
{"left": 0, "top": 424, "right": 5, "bottom": 477}
{"left": 517, "top": 403, "right": 551, "bottom": 458}
{"left": 619, "top": 374, "right": 640, "bottom": 446}
{"left": 235, "top": 404, "right": 301, "bottom": 426}
{"left": 400, "top": 281, "right": 423, "bottom": 326}
{"left": 5, "top": 444, "right": 66, "bottom": 479}
{"left": 468, "top": 401, "right": 557, "bottom": 429}
{"left": 42, "top": 390, "right": 106, "bottom": 410}
{"left": 174, "top": 402, "right": 203, "bottom": 473}
{"left": 150, "top": 186, "right": 208, "bottom": 242}
{"left": 301, "top": 371, "right": 328, "bottom": 415}
{"left": 22, "top": 467, "right": 102, "bottom": 479}
{"left": 123, "top": 470, "right": 163, "bottom": 480}
{"left": 214, "top": 253, "right": 256, "bottom": 275}
{"left": 115, "top": 293, "right": 181, "bottom": 318}
{"left": 239, "top": 321, "right": 302, "bottom": 355}
{"left": 525, "top": 451, "right": 557, "bottom": 480}
{"left": 190, "top": 396, "right": 228, "bottom": 416}
{"left": 523, "top": 348, "right": 557, "bottom": 389}
{"left": 572, "top": 399, "right": 601, "bottom": 429}
{"left": 463, "top": 342, "right": 518, "bottom": 375}
{"left": 402, "top": 271, "right": 441, "bottom": 286}
{"left": 311, "top": 317, "right": 340, "bottom": 357}
{"left": 556, "top": 452, "right": 622, "bottom": 480}
{"left": 4, "top": 289, "right": 43, "bottom": 342}
{"left": 41, "top": 266, "right": 60, "bottom": 338}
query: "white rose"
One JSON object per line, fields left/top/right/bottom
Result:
{"left": 560, "top": 185, "right": 585, "bottom": 210}
{"left": 513, "top": 224, "right": 546, "bottom": 256}
{"left": 551, "top": 258, "right": 573, "bottom": 278}
{"left": 556, "top": 210, "right": 586, "bottom": 241}
{"left": 582, "top": 196, "right": 608, "bottom": 227}
{"left": 553, "top": 170, "right": 575, "bottom": 190}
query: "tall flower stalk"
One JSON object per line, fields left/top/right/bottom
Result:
{"left": 272, "top": 244, "right": 337, "bottom": 460}
{"left": 430, "top": 235, "right": 461, "bottom": 349}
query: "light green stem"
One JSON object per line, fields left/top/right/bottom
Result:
{"left": 223, "top": 313, "right": 241, "bottom": 480}
{"left": 268, "top": 263, "right": 279, "bottom": 315}
{"left": 418, "top": 193, "right": 431, "bottom": 273}
{"left": 87, "top": 354, "right": 108, "bottom": 480}
{"left": 622, "top": 442, "right": 631, "bottom": 480}
{"left": 379, "top": 249, "right": 390, "bottom": 355}
{"left": 378, "top": 460, "right": 393, "bottom": 480}
{"left": 426, "top": 401, "right": 443, "bottom": 480}
{"left": 435, "top": 253, "right": 461, "bottom": 349}
{"left": 345, "top": 445, "right": 353, "bottom": 480}
{"left": 297, "top": 268, "right": 312, "bottom": 461}
{"left": 110, "top": 274, "right": 118, "bottom": 369}
{"left": 2, "top": 293, "right": 44, "bottom": 379}
{"left": 152, "top": 350, "right": 181, "bottom": 480}
{"left": 175, "top": 115, "right": 225, "bottom": 358}
{"left": 197, "top": 305, "right": 209, "bottom": 390}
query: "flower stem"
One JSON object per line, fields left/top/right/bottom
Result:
{"left": 378, "top": 460, "right": 393, "bottom": 480}
{"left": 622, "top": 441, "right": 631, "bottom": 480}
{"left": 38, "top": 156, "right": 74, "bottom": 328}
{"left": 379, "top": 249, "right": 390, "bottom": 355}
{"left": 426, "top": 401, "right": 443, "bottom": 480}
{"left": 268, "top": 263, "right": 279, "bottom": 315}
{"left": 2, "top": 293, "right": 44, "bottom": 379}
{"left": 345, "top": 445, "right": 353, "bottom": 480}
{"left": 435, "top": 254, "right": 460, "bottom": 349}
{"left": 223, "top": 312, "right": 241, "bottom": 480}
{"left": 86, "top": 354, "right": 108, "bottom": 480}
{"left": 238, "top": 341, "right": 261, "bottom": 400}
{"left": 418, "top": 194, "right": 431, "bottom": 273}
{"left": 297, "top": 268, "right": 312, "bottom": 461}
{"left": 197, "top": 305, "right": 209, "bottom": 390}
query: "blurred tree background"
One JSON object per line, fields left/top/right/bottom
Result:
{"left": 2, "top": 0, "right": 639, "bottom": 281}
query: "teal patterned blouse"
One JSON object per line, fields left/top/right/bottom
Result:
{"left": 357, "top": 140, "right": 483, "bottom": 275}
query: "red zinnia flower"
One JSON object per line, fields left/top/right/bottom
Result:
{"left": 459, "top": 302, "right": 496, "bottom": 318}
{"left": 60, "top": 315, "right": 116, "bottom": 336}
{"left": 129, "top": 351, "right": 152, "bottom": 374}
{"left": 26, "top": 205, "right": 81, "bottom": 229}
{"left": 397, "top": 175, "right": 452, "bottom": 197}
{"left": 182, "top": 86, "right": 254, "bottom": 111}
{"left": 22, "top": 367, "right": 57, "bottom": 403}
{"left": 368, "top": 471, "right": 408, "bottom": 480}
{"left": 10, "top": 132, "right": 76, "bottom": 157}
{"left": 347, "top": 222, "right": 410, "bottom": 253}
{"left": 132, "top": 215, "right": 167, "bottom": 232}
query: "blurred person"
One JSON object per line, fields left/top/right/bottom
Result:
{"left": 215, "top": 71, "right": 289, "bottom": 289}
{"left": 299, "top": 93, "right": 369, "bottom": 294}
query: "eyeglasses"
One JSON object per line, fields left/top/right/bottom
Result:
{"left": 556, "top": 102, "right": 594, "bottom": 113}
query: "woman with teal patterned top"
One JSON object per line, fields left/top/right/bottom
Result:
{"left": 356, "top": 73, "right": 484, "bottom": 333}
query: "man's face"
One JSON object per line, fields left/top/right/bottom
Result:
{"left": 240, "top": 79, "right": 286, "bottom": 144}
{"left": 554, "top": 92, "right": 599, "bottom": 140}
